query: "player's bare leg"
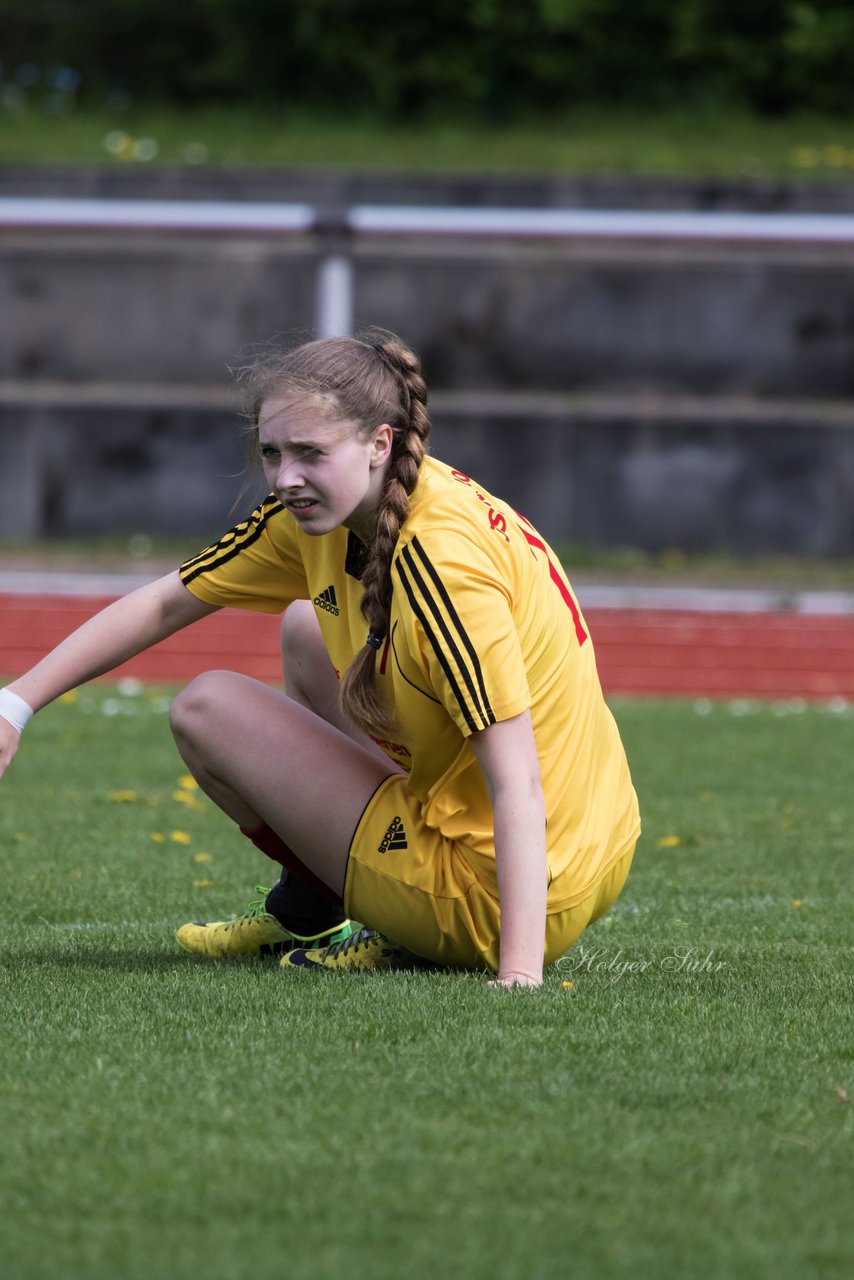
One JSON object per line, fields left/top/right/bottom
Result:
{"left": 172, "top": 601, "right": 397, "bottom": 836}
{"left": 170, "top": 669, "right": 394, "bottom": 900}
{"left": 171, "top": 602, "right": 407, "bottom": 958}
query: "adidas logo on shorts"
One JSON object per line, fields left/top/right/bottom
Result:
{"left": 314, "top": 585, "right": 340, "bottom": 616}
{"left": 378, "top": 816, "right": 408, "bottom": 853}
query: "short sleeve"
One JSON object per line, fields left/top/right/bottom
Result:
{"left": 394, "top": 529, "right": 530, "bottom": 736}
{"left": 179, "top": 495, "right": 308, "bottom": 613}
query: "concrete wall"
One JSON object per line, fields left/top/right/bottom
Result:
{"left": 4, "top": 232, "right": 854, "bottom": 398}
{"left": 3, "top": 386, "right": 853, "bottom": 555}
{"left": 4, "top": 163, "right": 854, "bottom": 213}
{"left": 3, "top": 168, "right": 854, "bottom": 552}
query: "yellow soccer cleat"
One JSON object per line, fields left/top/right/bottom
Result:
{"left": 279, "top": 926, "right": 427, "bottom": 973}
{"left": 176, "top": 886, "right": 355, "bottom": 959}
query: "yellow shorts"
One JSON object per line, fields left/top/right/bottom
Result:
{"left": 344, "top": 774, "right": 635, "bottom": 973}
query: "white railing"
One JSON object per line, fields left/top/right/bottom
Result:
{"left": 5, "top": 196, "right": 854, "bottom": 338}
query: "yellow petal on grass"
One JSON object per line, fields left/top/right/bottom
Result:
{"left": 562, "top": 981, "right": 576, "bottom": 991}
{"left": 656, "top": 835, "right": 681, "bottom": 848}
{"left": 170, "top": 830, "right": 192, "bottom": 845}
{"left": 192, "top": 878, "right": 213, "bottom": 888}
{"left": 177, "top": 774, "right": 198, "bottom": 791}
{"left": 109, "top": 789, "right": 138, "bottom": 803}
{"left": 792, "top": 898, "right": 803, "bottom": 908}
{"left": 172, "top": 790, "right": 206, "bottom": 812}
{"left": 58, "top": 689, "right": 79, "bottom": 704}
{"left": 193, "top": 852, "right": 212, "bottom": 863}
{"left": 150, "top": 832, "right": 165, "bottom": 843}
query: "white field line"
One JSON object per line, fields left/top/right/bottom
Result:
{"left": 0, "top": 570, "right": 161, "bottom": 596}
{"left": 578, "top": 584, "right": 854, "bottom": 615}
{"left": 2, "top": 569, "right": 854, "bottom": 615}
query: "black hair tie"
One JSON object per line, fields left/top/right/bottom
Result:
{"left": 366, "top": 633, "right": 384, "bottom": 650}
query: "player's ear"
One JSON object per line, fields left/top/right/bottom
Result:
{"left": 369, "top": 423, "right": 393, "bottom": 468}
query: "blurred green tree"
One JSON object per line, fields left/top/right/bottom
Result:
{"left": 1, "top": 0, "right": 853, "bottom": 115}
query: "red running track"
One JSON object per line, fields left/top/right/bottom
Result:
{"left": 1, "top": 592, "right": 853, "bottom": 699}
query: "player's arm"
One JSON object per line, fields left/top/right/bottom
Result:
{"left": 0, "top": 571, "right": 217, "bottom": 778}
{"left": 471, "top": 709, "right": 547, "bottom": 987}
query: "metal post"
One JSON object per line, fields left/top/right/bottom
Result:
{"left": 315, "top": 252, "right": 354, "bottom": 337}
{"left": 311, "top": 207, "right": 355, "bottom": 337}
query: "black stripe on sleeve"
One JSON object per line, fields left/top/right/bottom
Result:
{"left": 408, "top": 537, "right": 495, "bottom": 726}
{"left": 396, "top": 556, "right": 479, "bottom": 733}
{"left": 179, "top": 495, "right": 284, "bottom": 586}
{"left": 397, "top": 542, "right": 495, "bottom": 732}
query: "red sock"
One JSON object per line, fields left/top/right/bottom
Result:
{"left": 239, "top": 822, "right": 343, "bottom": 909}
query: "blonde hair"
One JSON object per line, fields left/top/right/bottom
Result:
{"left": 241, "top": 330, "right": 431, "bottom": 733}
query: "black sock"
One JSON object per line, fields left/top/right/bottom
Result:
{"left": 265, "top": 873, "right": 347, "bottom": 937}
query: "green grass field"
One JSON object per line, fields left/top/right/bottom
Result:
{"left": 5, "top": 102, "right": 854, "bottom": 179}
{"left": 1, "top": 684, "right": 851, "bottom": 1280}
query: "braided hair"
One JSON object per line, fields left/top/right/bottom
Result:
{"left": 242, "top": 330, "right": 431, "bottom": 733}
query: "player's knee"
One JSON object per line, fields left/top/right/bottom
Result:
{"left": 169, "top": 670, "right": 243, "bottom": 744}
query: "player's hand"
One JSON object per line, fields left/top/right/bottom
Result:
{"left": 0, "top": 719, "right": 21, "bottom": 780}
{"left": 489, "top": 971, "right": 543, "bottom": 989}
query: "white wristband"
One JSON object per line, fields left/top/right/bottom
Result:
{"left": 0, "top": 688, "right": 34, "bottom": 734}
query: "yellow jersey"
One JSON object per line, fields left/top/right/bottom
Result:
{"left": 179, "top": 456, "right": 640, "bottom": 909}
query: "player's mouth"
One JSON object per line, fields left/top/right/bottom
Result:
{"left": 285, "top": 497, "right": 319, "bottom": 517}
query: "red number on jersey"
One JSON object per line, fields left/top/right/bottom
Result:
{"left": 515, "top": 516, "right": 588, "bottom": 646}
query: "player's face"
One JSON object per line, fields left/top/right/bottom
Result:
{"left": 257, "top": 394, "right": 392, "bottom": 540}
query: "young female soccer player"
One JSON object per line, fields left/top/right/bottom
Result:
{"left": 0, "top": 332, "right": 639, "bottom": 986}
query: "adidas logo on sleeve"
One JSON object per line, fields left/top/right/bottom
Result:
{"left": 378, "top": 816, "right": 408, "bottom": 853}
{"left": 313, "top": 585, "right": 340, "bottom": 616}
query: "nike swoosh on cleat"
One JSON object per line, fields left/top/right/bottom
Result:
{"left": 284, "top": 949, "right": 321, "bottom": 968}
